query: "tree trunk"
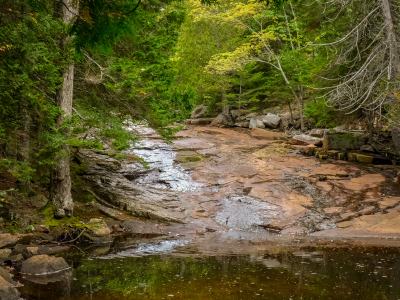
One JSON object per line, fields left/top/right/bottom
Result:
{"left": 381, "top": 0, "right": 399, "bottom": 150}
{"left": 50, "top": 0, "right": 78, "bottom": 218}
{"left": 18, "top": 99, "right": 31, "bottom": 194}
{"left": 381, "top": 0, "right": 398, "bottom": 81}
{"left": 287, "top": 101, "right": 294, "bottom": 124}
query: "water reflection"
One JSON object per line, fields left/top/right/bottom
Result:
{"left": 18, "top": 244, "right": 400, "bottom": 300}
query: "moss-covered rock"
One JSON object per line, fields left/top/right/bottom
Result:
{"left": 348, "top": 153, "right": 358, "bottom": 162}
{"left": 323, "top": 132, "right": 368, "bottom": 151}
{"left": 357, "top": 154, "right": 374, "bottom": 164}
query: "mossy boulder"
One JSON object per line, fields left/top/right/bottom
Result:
{"left": 357, "top": 154, "right": 374, "bottom": 164}
{"left": 323, "top": 132, "right": 368, "bottom": 151}
{"left": 348, "top": 153, "right": 358, "bottom": 162}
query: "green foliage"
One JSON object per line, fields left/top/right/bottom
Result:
{"left": 303, "top": 99, "right": 337, "bottom": 128}
{"left": 0, "top": 159, "right": 36, "bottom": 182}
{"left": 39, "top": 202, "right": 86, "bottom": 228}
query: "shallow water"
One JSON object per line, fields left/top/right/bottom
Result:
{"left": 18, "top": 237, "right": 400, "bottom": 300}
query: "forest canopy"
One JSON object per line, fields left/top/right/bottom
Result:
{"left": 1, "top": 0, "right": 399, "bottom": 216}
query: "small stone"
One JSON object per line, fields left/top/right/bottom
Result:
{"left": 319, "top": 154, "right": 328, "bottom": 159}
{"left": 309, "top": 129, "right": 326, "bottom": 138}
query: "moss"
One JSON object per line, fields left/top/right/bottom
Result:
{"left": 39, "top": 203, "right": 86, "bottom": 229}
{"left": 356, "top": 154, "right": 374, "bottom": 164}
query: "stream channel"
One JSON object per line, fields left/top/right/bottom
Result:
{"left": 17, "top": 131, "right": 400, "bottom": 300}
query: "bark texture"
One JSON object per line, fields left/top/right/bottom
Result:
{"left": 50, "top": 1, "right": 77, "bottom": 217}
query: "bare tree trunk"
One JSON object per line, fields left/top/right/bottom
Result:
{"left": 381, "top": 0, "right": 399, "bottom": 150}
{"left": 293, "top": 90, "right": 305, "bottom": 131}
{"left": 287, "top": 101, "right": 294, "bottom": 124}
{"left": 50, "top": 0, "right": 78, "bottom": 218}
{"left": 381, "top": 0, "right": 398, "bottom": 81}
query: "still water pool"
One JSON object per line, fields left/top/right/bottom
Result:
{"left": 17, "top": 236, "right": 400, "bottom": 300}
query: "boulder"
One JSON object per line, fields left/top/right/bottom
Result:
{"left": 85, "top": 218, "right": 112, "bottom": 243}
{"left": 356, "top": 154, "right": 374, "bottom": 164}
{"left": 243, "top": 112, "right": 258, "bottom": 121}
{"left": 262, "top": 106, "right": 282, "bottom": 115}
{"left": 360, "top": 145, "right": 375, "bottom": 153}
{"left": 323, "top": 131, "right": 368, "bottom": 150}
{"left": 210, "top": 113, "right": 235, "bottom": 128}
{"left": 291, "top": 134, "right": 323, "bottom": 146}
{"left": 230, "top": 109, "right": 247, "bottom": 119}
{"left": 0, "top": 277, "right": 20, "bottom": 300}
{"left": 0, "top": 249, "right": 11, "bottom": 261}
{"left": 21, "top": 255, "right": 70, "bottom": 275}
{"left": 234, "top": 121, "right": 250, "bottom": 128}
{"left": 249, "top": 116, "right": 265, "bottom": 129}
{"left": 309, "top": 129, "right": 326, "bottom": 138}
{"left": 0, "top": 234, "right": 19, "bottom": 249}
{"left": 262, "top": 113, "right": 281, "bottom": 129}
{"left": 190, "top": 105, "right": 208, "bottom": 119}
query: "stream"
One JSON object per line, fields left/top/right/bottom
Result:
{"left": 16, "top": 128, "right": 400, "bottom": 299}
